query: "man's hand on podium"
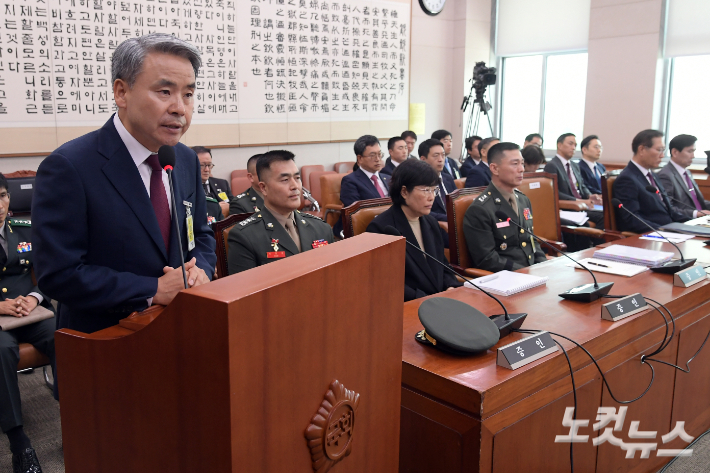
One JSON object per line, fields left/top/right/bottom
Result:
{"left": 154, "top": 258, "right": 209, "bottom": 306}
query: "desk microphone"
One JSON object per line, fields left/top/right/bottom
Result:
{"left": 302, "top": 187, "right": 320, "bottom": 212}
{"left": 382, "top": 225, "right": 526, "bottom": 337}
{"left": 611, "top": 198, "right": 695, "bottom": 273}
{"left": 644, "top": 185, "right": 698, "bottom": 212}
{"left": 158, "top": 145, "right": 188, "bottom": 289}
{"left": 493, "top": 210, "right": 613, "bottom": 302}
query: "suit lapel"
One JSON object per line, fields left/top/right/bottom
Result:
{"left": 420, "top": 217, "right": 443, "bottom": 289}
{"left": 5, "top": 224, "right": 18, "bottom": 269}
{"left": 99, "top": 120, "right": 168, "bottom": 260}
{"left": 393, "top": 207, "right": 438, "bottom": 288}
{"left": 294, "top": 212, "right": 314, "bottom": 251}
{"left": 669, "top": 164, "right": 695, "bottom": 203}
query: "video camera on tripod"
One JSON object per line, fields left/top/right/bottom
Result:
{"left": 460, "top": 61, "right": 497, "bottom": 161}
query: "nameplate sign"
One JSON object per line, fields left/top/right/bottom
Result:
{"left": 673, "top": 265, "right": 708, "bottom": 288}
{"left": 601, "top": 293, "right": 648, "bottom": 322}
{"left": 497, "top": 331, "right": 558, "bottom": 370}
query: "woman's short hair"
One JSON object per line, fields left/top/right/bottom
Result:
{"left": 521, "top": 145, "right": 546, "bottom": 167}
{"left": 389, "top": 159, "right": 439, "bottom": 207}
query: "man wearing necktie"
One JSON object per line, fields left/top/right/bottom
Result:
{"left": 657, "top": 134, "right": 710, "bottom": 220}
{"left": 431, "top": 129, "right": 461, "bottom": 179}
{"left": 33, "top": 34, "right": 216, "bottom": 333}
{"left": 578, "top": 135, "right": 607, "bottom": 195}
{"left": 193, "top": 146, "right": 232, "bottom": 216}
{"left": 613, "top": 130, "right": 688, "bottom": 233}
{"left": 419, "top": 139, "right": 456, "bottom": 222}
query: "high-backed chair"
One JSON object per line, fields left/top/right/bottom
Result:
{"left": 212, "top": 212, "right": 255, "bottom": 279}
{"left": 230, "top": 177, "right": 252, "bottom": 196}
{"left": 601, "top": 171, "right": 636, "bottom": 236}
{"left": 454, "top": 178, "right": 466, "bottom": 189}
{"left": 231, "top": 169, "right": 248, "bottom": 180}
{"left": 334, "top": 161, "right": 356, "bottom": 173}
{"left": 309, "top": 170, "right": 336, "bottom": 205}
{"left": 300, "top": 165, "right": 324, "bottom": 194}
{"left": 520, "top": 172, "right": 621, "bottom": 247}
{"left": 320, "top": 173, "right": 346, "bottom": 227}
{"left": 5, "top": 171, "right": 37, "bottom": 217}
{"left": 341, "top": 198, "right": 392, "bottom": 238}
{"left": 18, "top": 344, "right": 52, "bottom": 390}
{"left": 445, "top": 187, "right": 493, "bottom": 278}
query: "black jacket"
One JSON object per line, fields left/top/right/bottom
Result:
{"left": 544, "top": 156, "right": 592, "bottom": 201}
{"left": 204, "top": 177, "right": 233, "bottom": 203}
{"left": 431, "top": 172, "right": 457, "bottom": 222}
{"left": 366, "top": 205, "right": 461, "bottom": 301}
{"left": 613, "top": 161, "right": 687, "bottom": 233}
{"left": 464, "top": 161, "right": 492, "bottom": 188}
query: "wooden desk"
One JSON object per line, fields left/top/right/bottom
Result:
{"left": 399, "top": 236, "right": 710, "bottom": 473}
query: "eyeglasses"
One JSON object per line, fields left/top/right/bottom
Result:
{"left": 200, "top": 163, "right": 215, "bottom": 170}
{"left": 0, "top": 192, "right": 9, "bottom": 201}
{"left": 414, "top": 186, "right": 440, "bottom": 196}
{"left": 361, "top": 152, "right": 383, "bottom": 160}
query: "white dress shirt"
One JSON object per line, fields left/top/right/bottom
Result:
{"left": 630, "top": 160, "right": 654, "bottom": 187}
{"left": 556, "top": 154, "right": 580, "bottom": 190}
{"left": 360, "top": 168, "right": 389, "bottom": 197}
{"left": 581, "top": 158, "right": 599, "bottom": 175}
{"left": 113, "top": 113, "right": 172, "bottom": 213}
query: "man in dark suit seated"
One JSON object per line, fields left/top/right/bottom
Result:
{"left": 34, "top": 34, "right": 216, "bottom": 333}
{"left": 382, "top": 136, "right": 409, "bottom": 175}
{"left": 337, "top": 135, "right": 392, "bottom": 236}
{"left": 227, "top": 151, "right": 334, "bottom": 274}
{"left": 543, "top": 133, "right": 604, "bottom": 229}
{"left": 463, "top": 143, "right": 547, "bottom": 273}
{"left": 402, "top": 130, "right": 418, "bottom": 160}
{"left": 0, "top": 175, "right": 56, "bottom": 472}
{"left": 523, "top": 133, "right": 543, "bottom": 148}
{"left": 577, "top": 135, "right": 607, "bottom": 195}
{"left": 419, "top": 139, "right": 456, "bottom": 222}
{"left": 431, "top": 129, "right": 461, "bottom": 179}
{"left": 366, "top": 159, "right": 461, "bottom": 301}
{"left": 657, "top": 134, "right": 710, "bottom": 220}
{"left": 465, "top": 137, "right": 498, "bottom": 188}
{"left": 230, "top": 153, "right": 264, "bottom": 215}
{"left": 193, "top": 145, "right": 232, "bottom": 216}
{"left": 614, "top": 129, "right": 688, "bottom": 233}
{"left": 459, "top": 135, "right": 482, "bottom": 178}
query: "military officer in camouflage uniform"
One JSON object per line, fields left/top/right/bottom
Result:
{"left": 0, "top": 174, "right": 55, "bottom": 472}
{"left": 229, "top": 154, "right": 264, "bottom": 215}
{"left": 228, "top": 150, "right": 334, "bottom": 274}
{"left": 464, "top": 142, "right": 546, "bottom": 273}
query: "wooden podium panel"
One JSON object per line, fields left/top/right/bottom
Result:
{"left": 55, "top": 233, "right": 405, "bottom": 473}
{"left": 399, "top": 236, "right": 710, "bottom": 473}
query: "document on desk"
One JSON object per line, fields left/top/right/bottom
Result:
{"left": 639, "top": 231, "right": 695, "bottom": 244}
{"left": 565, "top": 258, "right": 649, "bottom": 277}
{"left": 559, "top": 210, "right": 589, "bottom": 225}
{"left": 681, "top": 215, "right": 710, "bottom": 228}
{"left": 593, "top": 245, "right": 674, "bottom": 267}
{"left": 465, "top": 271, "right": 548, "bottom": 296}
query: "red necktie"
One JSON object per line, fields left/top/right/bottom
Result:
{"left": 146, "top": 154, "right": 171, "bottom": 252}
{"left": 566, "top": 163, "right": 582, "bottom": 199}
{"left": 371, "top": 174, "right": 385, "bottom": 198}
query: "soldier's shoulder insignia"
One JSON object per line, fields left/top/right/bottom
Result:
{"left": 302, "top": 213, "right": 324, "bottom": 221}
{"left": 205, "top": 196, "right": 218, "bottom": 203}
{"left": 238, "top": 215, "right": 260, "bottom": 228}
{"left": 476, "top": 193, "right": 489, "bottom": 204}
{"left": 235, "top": 192, "right": 247, "bottom": 199}
{"left": 9, "top": 218, "right": 31, "bottom": 227}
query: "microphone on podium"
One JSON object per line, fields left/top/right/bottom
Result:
{"left": 611, "top": 198, "right": 695, "bottom": 273}
{"left": 644, "top": 185, "right": 698, "bottom": 212}
{"left": 158, "top": 145, "right": 188, "bottom": 289}
{"left": 493, "top": 210, "right": 614, "bottom": 302}
{"left": 382, "top": 225, "right": 526, "bottom": 337}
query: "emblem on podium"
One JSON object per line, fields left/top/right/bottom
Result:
{"left": 304, "top": 379, "right": 360, "bottom": 473}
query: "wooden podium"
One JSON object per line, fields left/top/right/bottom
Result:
{"left": 55, "top": 233, "right": 405, "bottom": 473}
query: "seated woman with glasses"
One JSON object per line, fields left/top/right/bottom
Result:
{"left": 366, "top": 159, "right": 462, "bottom": 301}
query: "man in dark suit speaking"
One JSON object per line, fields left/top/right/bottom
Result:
{"left": 32, "top": 33, "right": 216, "bottom": 337}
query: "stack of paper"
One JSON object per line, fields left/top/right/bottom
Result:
{"left": 565, "top": 258, "right": 649, "bottom": 277}
{"left": 560, "top": 211, "right": 589, "bottom": 226}
{"left": 593, "top": 245, "right": 674, "bottom": 267}
{"left": 639, "top": 231, "right": 695, "bottom": 244}
{"left": 464, "top": 270, "right": 548, "bottom": 296}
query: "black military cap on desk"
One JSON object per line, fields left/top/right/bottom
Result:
{"left": 415, "top": 298, "right": 500, "bottom": 354}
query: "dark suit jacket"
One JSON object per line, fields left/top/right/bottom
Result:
{"left": 382, "top": 157, "right": 398, "bottom": 176}
{"left": 464, "top": 161, "right": 492, "bottom": 188}
{"left": 578, "top": 160, "right": 607, "bottom": 195}
{"left": 613, "top": 161, "right": 687, "bottom": 233}
{"left": 32, "top": 116, "right": 216, "bottom": 334}
{"left": 544, "top": 156, "right": 592, "bottom": 200}
{"left": 431, "top": 172, "right": 457, "bottom": 222}
{"left": 366, "top": 205, "right": 461, "bottom": 301}
{"left": 337, "top": 169, "right": 391, "bottom": 235}
{"left": 657, "top": 163, "right": 710, "bottom": 219}
{"left": 205, "top": 176, "right": 232, "bottom": 202}
{"left": 443, "top": 157, "right": 461, "bottom": 179}
{"left": 459, "top": 156, "right": 478, "bottom": 178}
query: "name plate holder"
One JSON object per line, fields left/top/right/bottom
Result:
{"left": 673, "top": 265, "right": 707, "bottom": 288}
{"left": 601, "top": 293, "right": 648, "bottom": 322}
{"left": 497, "top": 331, "right": 558, "bottom": 370}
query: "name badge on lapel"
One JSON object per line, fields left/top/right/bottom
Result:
{"left": 218, "top": 192, "right": 229, "bottom": 202}
{"left": 183, "top": 201, "right": 195, "bottom": 251}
